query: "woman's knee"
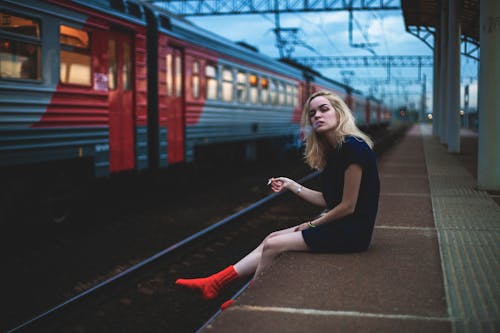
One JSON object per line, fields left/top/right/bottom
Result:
{"left": 264, "top": 232, "right": 308, "bottom": 255}
{"left": 256, "top": 232, "right": 277, "bottom": 252}
{"left": 262, "top": 237, "right": 281, "bottom": 257}
{"left": 266, "top": 226, "right": 295, "bottom": 240}
{"left": 264, "top": 231, "right": 279, "bottom": 243}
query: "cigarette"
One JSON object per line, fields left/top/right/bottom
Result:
{"left": 267, "top": 178, "right": 272, "bottom": 185}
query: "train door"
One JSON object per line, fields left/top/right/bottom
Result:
{"left": 165, "top": 46, "right": 185, "bottom": 164}
{"left": 108, "top": 30, "right": 135, "bottom": 172}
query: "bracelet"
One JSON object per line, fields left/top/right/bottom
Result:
{"left": 296, "top": 185, "right": 302, "bottom": 194}
{"left": 308, "top": 221, "right": 316, "bottom": 228}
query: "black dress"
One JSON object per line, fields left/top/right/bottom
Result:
{"left": 302, "top": 136, "right": 380, "bottom": 253}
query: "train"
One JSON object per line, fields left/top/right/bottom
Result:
{"left": 0, "top": 0, "right": 391, "bottom": 224}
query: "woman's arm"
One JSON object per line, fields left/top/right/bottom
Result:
{"left": 304, "top": 164, "right": 362, "bottom": 229}
{"left": 269, "top": 177, "right": 326, "bottom": 207}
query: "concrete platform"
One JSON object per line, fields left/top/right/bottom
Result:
{"left": 201, "top": 125, "right": 499, "bottom": 333}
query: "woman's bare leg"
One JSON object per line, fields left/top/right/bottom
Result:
{"left": 255, "top": 231, "right": 309, "bottom": 277}
{"left": 176, "top": 226, "right": 306, "bottom": 301}
{"left": 233, "top": 226, "right": 297, "bottom": 276}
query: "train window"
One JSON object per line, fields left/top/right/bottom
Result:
{"left": 285, "top": 85, "right": 293, "bottom": 106}
{"left": 269, "top": 79, "right": 277, "bottom": 105}
{"left": 0, "top": 40, "right": 41, "bottom": 80}
{"left": 108, "top": 38, "right": 117, "bottom": 90}
{"left": 60, "top": 25, "right": 88, "bottom": 48}
{"left": 192, "top": 61, "right": 200, "bottom": 99}
{"left": 122, "top": 42, "right": 131, "bottom": 90}
{"left": 166, "top": 54, "right": 172, "bottom": 96}
{"left": 249, "top": 74, "right": 258, "bottom": 104}
{"left": 0, "top": 11, "right": 40, "bottom": 37}
{"left": 60, "top": 25, "right": 91, "bottom": 86}
{"left": 205, "top": 64, "right": 217, "bottom": 100}
{"left": 0, "top": 11, "right": 41, "bottom": 80}
{"left": 221, "top": 68, "right": 233, "bottom": 102}
{"left": 160, "top": 16, "right": 171, "bottom": 30}
{"left": 236, "top": 72, "right": 247, "bottom": 103}
{"left": 175, "top": 54, "right": 182, "bottom": 96}
{"left": 260, "top": 77, "right": 269, "bottom": 105}
{"left": 278, "top": 82, "right": 285, "bottom": 106}
{"left": 110, "top": 0, "right": 125, "bottom": 12}
{"left": 126, "top": 2, "right": 142, "bottom": 19}
{"left": 292, "top": 86, "right": 298, "bottom": 107}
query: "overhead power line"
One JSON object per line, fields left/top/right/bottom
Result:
{"left": 297, "top": 55, "right": 434, "bottom": 83}
{"left": 347, "top": 77, "right": 424, "bottom": 85}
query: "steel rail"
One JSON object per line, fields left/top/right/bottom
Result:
{"left": 196, "top": 279, "right": 253, "bottom": 333}
{"left": 7, "top": 171, "right": 320, "bottom": 333}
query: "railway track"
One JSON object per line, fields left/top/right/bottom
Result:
{"left": 8, "top": 173, "right": 321, "bottom": 333}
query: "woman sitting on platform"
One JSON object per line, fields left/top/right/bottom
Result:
{"left": 175, "top": 90, "right": 380, "bottom": 308}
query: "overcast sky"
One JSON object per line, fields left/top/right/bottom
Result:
{"left": 186, "top": 8, "right": 479, "bottom": 111}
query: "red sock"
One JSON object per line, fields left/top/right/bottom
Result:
{"left": 220, "top": 299, "right": 234, "bottom": 310}
{"left": 175, "top": 265, "right": 239, "bottom": 300}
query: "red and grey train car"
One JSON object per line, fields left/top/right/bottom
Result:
{"left": 0, "top": 0, "right": 148, "bottom": 177}
{"left": 0, "top": 0, "right": 391, "bottom": 223}
{"left": 144, "top": 5, "right": 308, "bottom": 167}
{"left": 0, "top": 0, "right": 148, "bottom": 221}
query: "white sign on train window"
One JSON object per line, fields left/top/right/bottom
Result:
{"left": 94, "top": 73, "right": 109, "bottom": 92}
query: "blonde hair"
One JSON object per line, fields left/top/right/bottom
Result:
{"left": 301, "top": 90, "right": 374, "bottom": 170}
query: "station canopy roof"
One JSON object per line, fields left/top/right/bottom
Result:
{"left": 401, "top": 0, "right": 479, "bottom": 43}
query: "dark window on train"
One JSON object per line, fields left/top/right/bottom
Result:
{"left": 221, "top": 68, "right": 233, "bottom": 102}
{"left": 0, "top": 11, "right": 41, "bottom": 80}
{"left": 159, "top": 16, "right": 171, "bottom": 30}
{"left": 260, "top": 77, "right": 269, "bottom": 105}
{"left": 122, "top": 42, "right": 131, "bottom": 91}
{"left": 236, "top": 71, "right": 247, "bottom": 103}
{"left": 249, "top": 74, "right": 258, "bottom": 104}
{"left": 60, "top": 25, "right": 91, "bottom": 86}
{"left": 126, "top": 2, "right": 142, "bottom": 19}
{"left": 110, "top": 0, "right": 125, "bottom": 12}
{"left": 192, "top": 61, "right": 200, "bottom": 99}
{"left": 205, "top": 64, "right": 217, "bottom": 100}
{"left": 108, "top": 35, "right": 134, "bottom": 92}
{"left": 108, "top": 37, "right": 117, "bottom": 90}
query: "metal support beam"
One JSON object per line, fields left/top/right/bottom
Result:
{"left": 438, "top": 0, "right": 448, "bottom": 144}
{"left": 348, "top": 9, "right": 378, "bottom": 54}
{"left": 406, "top": 24, "right": 479, "bottom": 61}
{"left": 432, "top": 23, "right": 441, "bottom": 136}
{"left": 478, "top": 0, "right": 500, "bottom": 190}
{"left": 294, "top": 55, "right": 433, "bottom": 68}
{"left": 420, "top": 73, "right": 426, "bottom": 121}
{"left": 446, "top": 0, "right": 461, "bottom": 153}
{"left": 344, "top": 77, "right": 423, "bottom": 85}
{"left": 150, "top": 0, "right": 401, "bottom": 16}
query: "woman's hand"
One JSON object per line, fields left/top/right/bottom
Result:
{"left": 268, "top": 177, "right": 294, "bottom": 193}
{"left": 294, "top": 222, "right": 312, "bottom": 232}
{"left": 268, "top": 176, "right": 327, "bottom": 208}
